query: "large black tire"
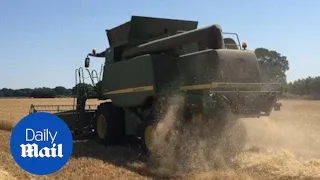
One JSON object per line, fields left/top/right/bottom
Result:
{"left": 138, "top": 96, "right": 171, "bottom": 156}
{"left": 93, "top": 102, "right": 125, "bottom": 146}
{"left": 139, "top": 115, "right": 156, "bottom": 156}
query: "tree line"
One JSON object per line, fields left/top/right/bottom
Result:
{"left": 283, "top": 76, "right": 320, "bottom": 100}
{"left": 0, "top": 47, "right": 319, "bottom": 99}
{"left": 0, "top": 84, "right": 97, "bottom": 98}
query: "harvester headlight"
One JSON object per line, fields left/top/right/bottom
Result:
{"left": 242, "top": 42, "right": 247, "bottom": 50}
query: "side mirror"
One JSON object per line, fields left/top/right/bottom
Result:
{"left": 85, "top": 57, "right": 90, "bottom": 68}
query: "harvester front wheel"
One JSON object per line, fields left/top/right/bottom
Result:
{"left": 93, "top": 102, "right": 125, "bottom": 146}
{"left": 140, "top": 120, "right": 157, "bottom": 156}
{"left": 96, "top": 114, "right": 107, "bottom": 140}
{"left": 138, "top": 97, "right": 169, "bottom": 156}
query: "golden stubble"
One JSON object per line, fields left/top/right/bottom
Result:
{"left": 0, "top": 98, "right": 320, "bottom": 179}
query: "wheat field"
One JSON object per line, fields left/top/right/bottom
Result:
{"left": 0, "top": 98, "right": 320, "bottom": 180}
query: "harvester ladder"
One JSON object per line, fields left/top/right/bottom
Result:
{"left": 74, "top": 67, "right": 85, "bottom": 110}
{"left": 86, "top": 69, "right": 99, "bottom": 86}
{"left": 73, "top": 67, "right": 87, "bottom": 133}
{"left": 85, "top": 64, "right": 104, "bottom": 86}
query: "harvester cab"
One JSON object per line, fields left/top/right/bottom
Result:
{"left": 29, "top": 16, "right": 282, "bottom": 159}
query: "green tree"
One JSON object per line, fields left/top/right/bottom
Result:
{"left": 254, "top": 48, "right": 289, "bottom": 84}
{"left": 30, "top": 88, "right": 56, "bottom": 98}
{"left": 20, "top": 88, "right": 33, "bottom": 97}
{"left": 72, "top": 83, "right": 97, "bottom": 98}
{"left": 309, "top": 77, "right": 320, "bottom": 99}
{"left": 54, "top": 86, "right": 72, "bottom": 97}
{"left": 1, "top": 88, "right": 15, "bottom": 97}
{"left": 285, "top": 76, "right": 320, "bottom": 99}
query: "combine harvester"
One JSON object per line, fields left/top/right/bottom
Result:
{"left": 29, "top": 16, "right": 282, "bottom": 158}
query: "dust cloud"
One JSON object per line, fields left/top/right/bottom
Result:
{"left": 147, "top": 94, "right": 246, "bottom": 175}
{"left": 146, "top": 97, "right": 320, "bottom": 179}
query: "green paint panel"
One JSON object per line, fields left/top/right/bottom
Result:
{"left": 102, "top": 53, "right": 180, "bottom": 107}
{"left": 103, "top": 55, "right": 155, "bottom": 107}
{"left": 178, "top": 49, "right": 261, "bottom": 86}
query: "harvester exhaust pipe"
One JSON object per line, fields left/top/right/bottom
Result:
{"left": 122, "top": 25, "right": 225, "bottom": 59}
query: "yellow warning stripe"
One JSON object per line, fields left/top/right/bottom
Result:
{"left": 103, "top": 83, "right": 281, "bottom": 95}
{"left": 180, "top": 83, "right": 278, "bottom": 90}
{"left": 180, "top": 84, "right": 212, "bottom": 91}
{"left": 104, "top": 85, "right": 154, "bottom": 95}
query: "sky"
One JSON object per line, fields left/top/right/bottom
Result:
{"left": 0, "top": 0, "right": 319, "bottom": 89}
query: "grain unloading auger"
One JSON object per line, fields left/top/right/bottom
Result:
{"left": 29, "top": 16, "right": 282, "bottom": 158}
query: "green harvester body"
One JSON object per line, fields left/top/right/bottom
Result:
{"left": 29, "top": 16, "right": 282, "bottom": 150}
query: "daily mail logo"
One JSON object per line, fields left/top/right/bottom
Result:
{"left": 10, "top": 112, "right": 73, "bottom": 176}
{"left": 20, "top": 128, "right": 63, "bottom": 158}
